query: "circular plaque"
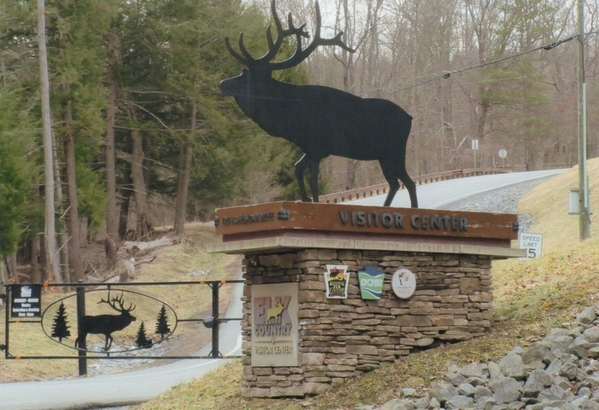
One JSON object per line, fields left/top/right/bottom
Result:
{"left": 391, "top": 269, "right": 417, "bottom": 299}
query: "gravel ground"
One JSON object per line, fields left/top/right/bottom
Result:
{"left": 442, "top": 178, "right": 548, "bottom": 232}
{"left": 85, "top": 341, "right": 168, "bottom": 377}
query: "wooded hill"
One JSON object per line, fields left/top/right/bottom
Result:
{"left": 0, "top": 0, "right": 598, "bottom": 285}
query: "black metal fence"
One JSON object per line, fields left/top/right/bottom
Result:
{"left": 1, "top": 280, "right": 244, "bottom": 376}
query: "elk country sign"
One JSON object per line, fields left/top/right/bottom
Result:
{"left": 324, "top": 265, "right": 350, "bottom": 299}
{"left": 251, "top": 283, "right": 299, "bottom": 367}
{"left": 220, "top": 0, "right": 418, "bottom": 208}
{"left": 214, "top": 202, "right": 519, "bottom": 245}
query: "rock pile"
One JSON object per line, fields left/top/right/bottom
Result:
{"left": 362, "top": 305, "right": 599, "bottom": 410}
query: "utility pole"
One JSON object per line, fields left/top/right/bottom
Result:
{"left": 577, "top": 0, "right": 591, "bottom": 240}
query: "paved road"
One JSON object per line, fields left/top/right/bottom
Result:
{"left": 350, "top": 169, "right": 565, "bottom": 209}
{"left": 0, "top": 281, "right": 244, "bottom": 410}
{"left": 0, "top": 169, "right": 565, "bottom": 410}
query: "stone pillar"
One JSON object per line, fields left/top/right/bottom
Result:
{"left": 208, "top": 201, "right": 523, "bottom": 398}
{"left": 240, "top": 248, "right": 494, "bottom": 398}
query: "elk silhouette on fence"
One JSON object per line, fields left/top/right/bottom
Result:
{"left": 75, "top": 291, "right": 136, "bottom": 351}
{"left": 220, "top": 0, "right": 418, "bottom": 207}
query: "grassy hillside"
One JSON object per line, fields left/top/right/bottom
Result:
{"left": 518, "top": 159, "right": 599, "bottom": 251}
{"left": 133, "top": 159, "right": 599, "bottom": 410}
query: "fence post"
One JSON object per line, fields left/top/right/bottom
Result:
{"left": 211, "top": 283, "right": 220, "bottom": 358}
{"left": 2, "top": 285, "right": 9, "bottom": 357}
{"left": 76, "top": 280, "right": 87, "bottom": 376}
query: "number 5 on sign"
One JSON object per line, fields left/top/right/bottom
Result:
{"left": 519, "top": 233, "right": 543, "bottom": 259}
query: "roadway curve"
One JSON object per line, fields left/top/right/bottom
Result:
{"left": 350, "top": 169, "right": 564, "bottom": 209}
{"left": 0, "top": 169, "right": 565, "bottom": 410}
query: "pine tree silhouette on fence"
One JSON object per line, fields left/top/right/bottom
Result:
{"left": 155, "top": 304, "right": 171, "bottom": 340}
{"left": 135, "top": 322, "right": 152, "bottom": 348}
{"left": 51, "top": 302, "right": 71, "bottom": 342}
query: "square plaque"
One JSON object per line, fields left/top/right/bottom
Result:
{"left": 251, "top": 282, "right": 299, "bottom": 367}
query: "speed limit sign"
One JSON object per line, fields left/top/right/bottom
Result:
{"left": 519, "top": 232, "right": 543, "bottom": 259}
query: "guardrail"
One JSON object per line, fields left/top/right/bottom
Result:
{"left": 320, "top": 167, "right": 510, "bottom": 204}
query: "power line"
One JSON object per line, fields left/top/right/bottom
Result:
{"left": 393, "top": 32, "right": 598, "bottom": 94}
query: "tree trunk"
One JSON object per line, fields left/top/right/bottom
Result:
{"left": 31, "top": 234, "right": 42, "bottom": 283}
{"left": 340, "top": 0, "right": 358, "bottom": 191}
{"left": 39, "top": 234, "right": 48, "bottom": 282}
{"left": 6, "top": 252, "right": 17, "bottom": 282}
{"left": 38, "top": 0, "right": 62, "bottom": 285}
{"left": 52, "top": 124, "right": 70, "bottom": 285}
{"left": 118, "top": 169, "right": 133, "bottom": 240}
{"left": 119, "top": 188, "right": 132, "bottom": 240}
{"left": 62, "top": 85, "right": 84, "bottom": 282}
{"left": 129, "top": 106, "right": 153, "bottom": 240}
{"left": 174, "top": 103, "right": 196, "bottom": 235}
{"left": 0, "top": 259, "right": 7, "bottom": 285}
{"left": 345, "top": 159, "right": 358, "bottom": 190}
{"left": 105, "top": 28, "right": 120, "bottom": 243}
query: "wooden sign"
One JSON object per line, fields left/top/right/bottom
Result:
{"left": 214, "top": 202, "right": 519, "bottom": 243}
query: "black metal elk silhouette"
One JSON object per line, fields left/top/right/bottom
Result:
{"left": 220, "top": 0, "right": 418, "bottom": 208}
{"left": 75, "top": 291, "right": 136, "bottom": 351}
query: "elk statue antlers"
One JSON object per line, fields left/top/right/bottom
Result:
{"left": 220, "top": 0, "right": 418, "bottom": 208}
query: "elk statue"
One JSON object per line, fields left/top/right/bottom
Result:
{"left": 75, "top": 291, "right": 137, "bottom": 351}
{"left": 220, "top": 0, "right": 418, "bottom": 208}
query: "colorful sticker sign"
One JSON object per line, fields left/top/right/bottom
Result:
{"left": 391, "top": 268, "right": 417, "bottom": 299}
{"left": 324, "top": 265, "right": 350, "bottom": 299}
{"left": 357, "top": 266, "right": 384, "bottom": 300}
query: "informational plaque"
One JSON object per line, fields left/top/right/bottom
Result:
{"left": 11, "top": 285, "right": 42, "bottom": 318}
{"left": 357, "top": 266, "right": 384, "bottom": 300}
{"left": 324, "top": 265, "right": 350, "bottom": 299}
{"left": 391, "top": 269, "right": 417, "bottom": 299}
{"left": 251, "top": 282, "right": 299, "bottom": 367}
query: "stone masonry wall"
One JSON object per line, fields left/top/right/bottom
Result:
{"left": 240, "top": 248, "right": 494, "bottom": 398}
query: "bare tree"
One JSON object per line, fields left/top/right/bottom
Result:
{"left": 174, "top": 103, "right": 196, "bottom": 235}
{"left": 37, "top": 0, "right": 62, "bottom": 284}
{"left": 127, "top": 105, "right": 154, "bottom": 240}
{"left": 105, "top": 28, "right": 120, "bottom": 245}
{"left": 61, "top": 83, "right": 83, "bottom": 282}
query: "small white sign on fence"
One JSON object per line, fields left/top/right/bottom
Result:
{"left": 519, "top": 232, "right": 543, "bottom": 259}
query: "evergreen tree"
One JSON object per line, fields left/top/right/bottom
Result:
{"left": 155, "top": 304, "right": 171, "bottom": 339}
{"left": 0, "top": 88, "right": 36, "bottom": 258}
{"left": 135, "top": 321, "right": 152, "bottom": 348}
{"left": 51, "top": 302, "right": 71, "bottom": 342}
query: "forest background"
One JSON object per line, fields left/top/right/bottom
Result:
{"left": 0, "top": 0, "right": 598, "bottom": 286}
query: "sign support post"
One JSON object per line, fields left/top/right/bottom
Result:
{"left": 76, "top": 281, "right": 87, "bottom": 376}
